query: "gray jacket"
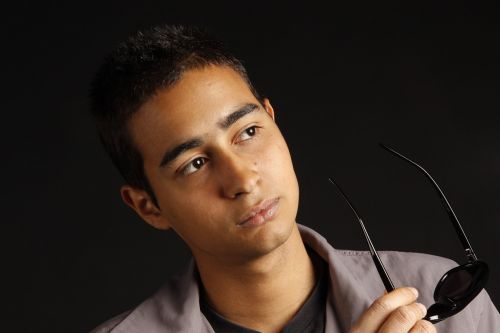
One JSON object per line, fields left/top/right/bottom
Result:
{"left": 91, "top": 224, "right": 499, "bottom": 332}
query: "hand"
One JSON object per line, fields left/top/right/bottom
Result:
{"left": 349, "top": 287, "right": 436, "bottom": 333}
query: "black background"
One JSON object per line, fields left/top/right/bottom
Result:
{"left": 3, "top": 1, "right": 499, "bottom": 332}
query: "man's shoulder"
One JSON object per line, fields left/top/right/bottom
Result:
{"left": 333, "top": 247, "right": 458, "bottom": 290}
{"left": 298, "top": 223, "right": 457, "bottom": 281}
{"left": 88, "top": 260, "right": 212, "bottom": 333}
{"left": 335, "top": 248, "right": 457, "bottom": 268}
{"left": 89, "top": 283, "right": 170, "bottom": 333}
{"left": 90, "top": 310, "right": 133, "bottom": 333}
{"left": 301, "top": 224, "right": 499, "bottom": 332}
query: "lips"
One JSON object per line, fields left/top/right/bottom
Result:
{"left": 238, "top": 197, "right": 280, "bottom": 227}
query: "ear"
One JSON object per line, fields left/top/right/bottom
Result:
{"left": 262, "top": 98, "right": 275, "bottom": 121}
{"left": 120, "top": 185, "right": 171, "bottom": 230}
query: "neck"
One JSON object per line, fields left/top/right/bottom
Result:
{"left": 195, "top": 224, "right": 317, "bottom": 333}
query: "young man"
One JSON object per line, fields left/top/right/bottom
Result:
{"left": 90, "top": 25, "right": 499, "bottom": 333}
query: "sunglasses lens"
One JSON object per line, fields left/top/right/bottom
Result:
{"left": 425, "top": 270, "right": 472, "bottom": 323}
{"left": 425, "top": 261, "right": 489, "bottom": 323}
{"left": 437, "top": 269, "right": 474, "bottom": 300}
{"left": 434, "top": 261, "right": 488, "bottom": 304}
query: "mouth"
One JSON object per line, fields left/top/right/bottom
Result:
{"left": 237, "top": 197, "right": 280, "bottom": 228}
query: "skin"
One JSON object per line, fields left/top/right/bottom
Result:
{"left": 350, "top": 287, "right": 436, "bottom": 333}
{"left": 120, "top": 64, "right": 436, "bottom": 333}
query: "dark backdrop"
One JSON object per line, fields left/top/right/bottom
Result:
{"left": 3, "top": 1, "right": 499, "bottom": 332}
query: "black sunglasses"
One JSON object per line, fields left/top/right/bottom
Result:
{"left": 328, "top": 143, "right": 489, "bottom": 324}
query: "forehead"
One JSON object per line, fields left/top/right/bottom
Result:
{"left": 127, "top": 65, "right": 260, "bottom": 164}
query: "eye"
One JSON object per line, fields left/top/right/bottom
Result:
{"left": 181, "top": 156, "right": 207, "bottom": 175}
{"left": 238, "top": 125, "right": 260, "bottom": 142}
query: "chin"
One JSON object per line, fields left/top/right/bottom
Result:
{"left": 238, "top": 216, "right": 297, "bottom": 260}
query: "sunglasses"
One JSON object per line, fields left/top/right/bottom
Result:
{"left": 328, "top": 143, "right": 489, "bottom": 324}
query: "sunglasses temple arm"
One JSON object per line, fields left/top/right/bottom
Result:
{"left": 328, "top": 178, "right": 395, "bottom": 292}
{"left": 379, "top": 143, "right": 478, "bottom": 262}
{"left": 359, "top": 216, "right": 396, "bottom": 292}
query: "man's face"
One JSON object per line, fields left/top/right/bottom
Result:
{"left": 124, "top": 65, "right": 299, "bottom": 264}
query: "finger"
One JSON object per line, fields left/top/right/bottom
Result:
{"left": 378, "top": 302, "right": 427, "bottom": 333}
{"left": 408, "top": 319, "right": 436, "bottom": 333}
{"left": 350, "top": 287, "right": 419, "bottom": 333}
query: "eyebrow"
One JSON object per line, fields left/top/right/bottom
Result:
{"left": 159, "top": 103, "right": 260, "bottom": 169}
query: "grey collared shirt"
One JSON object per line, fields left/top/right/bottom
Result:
{"left": 91, "top": 224, "right": 500, "bottom": 332}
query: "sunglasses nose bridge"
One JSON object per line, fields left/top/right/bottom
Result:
{"left": 425, "top": 302, "right": 454, "bottom": 323}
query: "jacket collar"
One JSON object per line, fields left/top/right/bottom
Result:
{"left": 111, "top": 224, "right": 377, "bottom": 333}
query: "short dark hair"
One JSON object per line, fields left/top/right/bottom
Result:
{"left": 89, "top": 25, "right": 261, "bottom": 208}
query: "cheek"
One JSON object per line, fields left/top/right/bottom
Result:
{"left": 160, "top": 187, "right": 226, "bottom": 231}
{"left": 260, "top": 135, "right": 295, "bottom": 178}
{"left": 161, "top": 189, "right": 205, "bottom": 222}
{"left": 262, "top": 134, "right": 299, "bottom": 201}
{"left": 161, "top": 193, "right": 223, "bottom": 245}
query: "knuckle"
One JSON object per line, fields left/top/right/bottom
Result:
{"left": 394, "top": 306, "right": 417, "bottom": 325}
{"left": 372, "top": 297, "right": 392, "bottom": 313}
{"left": 413, "top": 320, "right": 436, "bottom": 333}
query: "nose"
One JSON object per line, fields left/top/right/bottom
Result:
{"left": 217, "top": 151, "right": 260, "bottom": 199}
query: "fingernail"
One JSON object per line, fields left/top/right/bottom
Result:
{"left": 409, "top": 287, "right": 419, "bottom": 298}
{"left": 417, "top": 303, "right": 427, "bottom": 315}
